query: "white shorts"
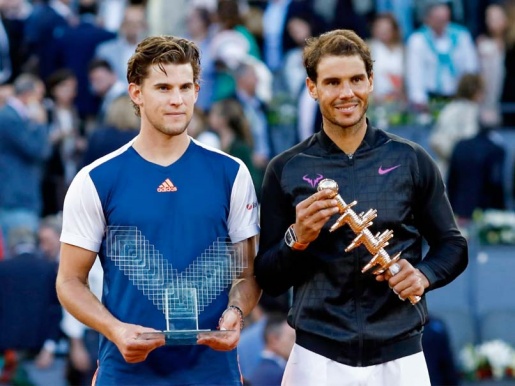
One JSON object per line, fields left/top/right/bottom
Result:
{"left": 282, "top": 344, "right": 431, "bottom": 386}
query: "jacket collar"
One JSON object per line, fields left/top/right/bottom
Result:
{"left": 314, "top": 119, "right": 388, "bottom": 155}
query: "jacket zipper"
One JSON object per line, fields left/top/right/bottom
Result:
{"left": 347, "top": 151, "right": 363, "bottom": 365}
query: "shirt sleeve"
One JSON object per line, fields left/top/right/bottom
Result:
{"left": 412, "top": 145, "right": 468, "bottom": 290}
{"left": 227, "top": 160, "right": 260, "bottom": 243}
{"left": 254, "top": 156, "right": 316, "bottom": 296}
{"left": 60, "top": 167, "right": 106, "bottom": 252}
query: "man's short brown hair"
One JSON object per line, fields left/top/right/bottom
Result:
{"left": 303, "top": 29, "right": 373, "bottom": 82}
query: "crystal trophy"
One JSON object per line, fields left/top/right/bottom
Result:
{"left": 317, "top": 179, "right": 421, "bottom": 305}
{"left": 106, "top": 226, "right": 247, "bottom": 345}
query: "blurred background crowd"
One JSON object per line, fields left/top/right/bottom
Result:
{"left": 0, "top": 0, "right": 515, "bottom": 385}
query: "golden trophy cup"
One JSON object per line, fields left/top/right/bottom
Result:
{"left": 317, "top": 178, "right": 421, "bottom": 305}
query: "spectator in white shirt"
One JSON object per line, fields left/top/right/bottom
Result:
{"left": 406, "top": 1, "right": 478, "bottom": 111}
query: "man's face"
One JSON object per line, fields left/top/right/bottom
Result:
{"left": 307, "top": 54, "right": 373, "bottom": 133}
{"left": 427, "top": 5, "right": 450, "bottom": 35}
{"left": 186, "top": 8, "right": 208, "bottom": 38}
{"left": 89, "top": 67, "right": 116, "bottom": 97}
{"left": 38, "top": 226, "right": 60, "bottom": 261}
{"left": 129, "top": 63, "right": 199, "bottom": 138}
{"left": 52, "top": 77, "right": 77, "bottom": 105}
{"left": 122, "top": 7, "right": 147, "bottom": 44}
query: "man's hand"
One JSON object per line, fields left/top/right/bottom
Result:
{"left": 197, "top": 307, "right": 241, "bottom": 351}
{"left": 110, "top": 322, "right": 165, "bottom": 363}
{"left": 376, "top": 259, "right": 429, "bottom": 300}
{"left": 294, "top": 189, "right": 340, "bottom": 244}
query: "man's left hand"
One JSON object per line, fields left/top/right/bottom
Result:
{"left": 197, "top": 307, "right": 241, "bottom": 351}
{"left": 376, "top": 259, "right": 429, "bottom": 300}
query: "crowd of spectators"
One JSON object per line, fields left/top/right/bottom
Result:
{"left": 0, "top": 0, "right": 514, "bottom": 385}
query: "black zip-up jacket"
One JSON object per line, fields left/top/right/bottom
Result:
{"left": 254, "top": 123, "right": 468, "bottom": 367}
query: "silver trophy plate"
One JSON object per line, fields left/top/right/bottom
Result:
{"left": 138, "top": 329, "right": 237, "bottom": 345}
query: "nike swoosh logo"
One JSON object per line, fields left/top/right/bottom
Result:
{"left": 378, "top": 165, "right": 401, "bottom": 175}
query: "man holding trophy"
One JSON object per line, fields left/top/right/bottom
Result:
{"left": 56, "top": 36, "right": 261, "bottom": 385}
{"left": 255, "top": 29, "right": 468, "bottom": 385}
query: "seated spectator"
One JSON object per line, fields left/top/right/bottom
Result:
{"left": 94, "top": 4, "right": 148, "bottom": 83}
{"left": 0, "top": 227, "right": 65, "bottom": 386}
{"left": 187, "top": 107, "right": 221, "bottom": 149}
{"left": 37, "top": 211, "right": 102, "bottom": 386}
{"left": 49, "top": 2, "right": 116, "bottom": 131}
{"left": 0, "top": 73, "right": 50, "bottom": 251}
{"left": 38, "top": 213, "right": 63, "bottom": 262}
{"left": 238, "top": 292, "right": 290, "bottom": 380}
{"left": 282, "top": 7, "right": 321, "bottom": 100}
{"left": 476, "top": 2, "right": 508, "bottom": 126}
{"left": 368, "top": 12, "right": 405, "bottom": 104}
{"left": 41, "top": 69, "right": 84, "bottom": 216}
{"left": 422, "top": 314, "right": 460, "bottom": 386}
{"left": 82, "top": 95, "right": 139, "bottom": 166}
{"left": 447, "top": 124, "right": 506, "bottom": 222}
{"left": 61, "top": 257, "right": 103, "bottom": 386}
{"left": 231, "top": 61, "right": 271, "bottom": 173}
{"left": 429, "top": 73, "right": 484, "bottom": 178}
{"left": 247, "top": 312, "right": 296, "bottom": 386}
{"left": 87, "top": 58, "right": 127, "bottom": 128}
{"left": 210, "top": 0, "right": 272, "bottom": 104}
{"left": 208, "top": 98, "right": 261, "bottom": 193}
{"left": 406, "top": 1, "right": 478, "bottom": 111}
{"left": 185, "top": 6, "right": 216, "bottom": 112}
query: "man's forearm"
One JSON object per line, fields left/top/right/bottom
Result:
{"left": 228, "top": 275, "right": 262, "bottom": 317}
{"left": 56, "top": 277, "right": 121, "bottom": 342}
{"left": 227, "top": 236, "right": 261, "bottom": 316}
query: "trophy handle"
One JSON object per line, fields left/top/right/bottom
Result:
{"left": 317, "top": 179, "right": 422, "bottom": 306}
{"left": 386, "top": 260, "right": 421, "bottom": 305}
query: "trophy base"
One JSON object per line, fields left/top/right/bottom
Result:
{"left": 138, "top": 329, "right": 236, "bottom": 346}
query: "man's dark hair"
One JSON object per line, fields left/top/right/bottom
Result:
{"left": 88, "top": 58, "right": 114, "bottom": 74}
{"left": 303, "top": 29, "right": 373, "bottom": 82}
{"left": 46, "top": 68, "right": 76, "bottom": 93}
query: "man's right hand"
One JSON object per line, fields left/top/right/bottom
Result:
{"left": 111, "top": 322, "right": 165, "bottom": 363}
{"left": 294, "top": 189, "right": 340, "bottom": 244}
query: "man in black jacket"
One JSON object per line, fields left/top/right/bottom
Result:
{"left": 447, "top": 126, "right": 507, "bottom": 220}
{"left": 0, "top": 227, "right": 64, "bottom": 385}
{"left": 254, "top": 29, "right": 468, "bottom": 385}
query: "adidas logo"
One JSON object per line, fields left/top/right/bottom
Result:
{"left": 157, "top": 178, "right": 177, "bottom": 192}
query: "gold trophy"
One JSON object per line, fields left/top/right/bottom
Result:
{"left": 317, "top": 179, "right": 421, "bottom": 305}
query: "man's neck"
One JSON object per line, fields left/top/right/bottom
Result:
{"left": 132, "top": 129, "right": 190, "bottom": 166}
{"left": 323, "top": 119, "right": 367, "bottom": 155}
